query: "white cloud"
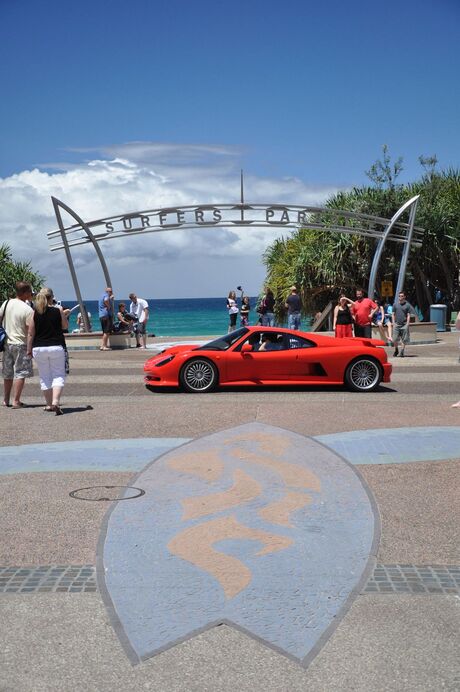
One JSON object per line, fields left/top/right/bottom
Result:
{"left": 0, "top": 142, "right": 338, "bottom": 299}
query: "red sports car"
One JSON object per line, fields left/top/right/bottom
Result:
{"left": 144, "top": 327, "right": 392, "bottom": 393}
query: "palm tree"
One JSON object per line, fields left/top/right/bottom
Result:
{"left": 0, "top": 244, "right": 45, "bottom": 302}
{"left": 262, "top": 159, "right": 460, "bottom": 319}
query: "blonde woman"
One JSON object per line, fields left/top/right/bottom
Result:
{"left": 26, "top": 288, "right": 68, "bottom": 415}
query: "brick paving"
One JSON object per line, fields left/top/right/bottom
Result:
{"left": 2, "top": 563, "right": 459, "bottom": 595}
{"left": 363, "top": 564, "right": 460, "bottom": 594}
{"left": 0, "top": 564, "right": 96, "bottom": 593}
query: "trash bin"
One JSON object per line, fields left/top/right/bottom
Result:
{"left": 430, "top": 304, "right": 447, "bottom": 332}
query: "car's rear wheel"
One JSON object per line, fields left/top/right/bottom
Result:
{"left": 345, "top": 357, "right": 382, "bottom": 392}
{"left": 180, "top": 358, "right": 218, "bottom": 393}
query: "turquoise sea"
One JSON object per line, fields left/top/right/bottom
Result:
{"left": 63, "top": 297, "right": 313, "bottom": 337}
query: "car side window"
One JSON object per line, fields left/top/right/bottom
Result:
{"left": 258, "top": 333, "right": 287, "bottom": 351}
{"left": 288, "top": 335, "right": 316, "bottom": 349}
{"left": 236, "top": 334, "right": 262, "bottom": 351}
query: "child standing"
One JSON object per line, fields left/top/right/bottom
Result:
{"left": 240, "top": 296, "right": 250, "bottom": 326}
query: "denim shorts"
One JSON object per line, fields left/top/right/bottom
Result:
{"left": 2, "top": 343, "right": 33, "bottom": 379}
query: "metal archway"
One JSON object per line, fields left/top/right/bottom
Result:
{"left": 49, "top": 188, "right": 423, "bottom": 326}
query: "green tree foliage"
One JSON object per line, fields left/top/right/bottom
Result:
{"left": 0, "top": 244, "right": 45, "bottom": 303}
{"left": 366, "top": 143, "right": 404, "bottom": 190}
{"left": 263, "top": 148, "right": 460, "bottom": 319}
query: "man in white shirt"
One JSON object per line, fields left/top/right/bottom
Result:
{"left": 0, "top": 281, "right": 34, "bottom": 408}
{"left": 129, "top": 293, "right": 149, "bottom": 349}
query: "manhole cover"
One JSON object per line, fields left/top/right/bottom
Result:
{"left": 69, "top": 485, "right": 145, "bottom": 502}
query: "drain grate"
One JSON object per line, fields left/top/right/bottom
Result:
{"left": 69, "top": 485, "right": 145, "bottom": 502}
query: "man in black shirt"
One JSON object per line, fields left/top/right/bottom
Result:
{"left": 285, "top": 286, "right": 302, "bottom": 330}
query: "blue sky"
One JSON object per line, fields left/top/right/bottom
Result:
{"left": 1, "top": 0, "right": 459, "bottom": 298}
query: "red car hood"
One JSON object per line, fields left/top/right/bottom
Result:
{"left": 158, "top": 344, "right": 199, "bottom": 355}
{"left": 144, "top": 344, "right": 199, "bottom": 367}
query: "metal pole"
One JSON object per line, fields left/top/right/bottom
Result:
{"left": 51, "top": 197, "right": 115, "bottom": 331}
{"left": 51, "top": 198, "right": 91, "bottom": 332}
{"left": 368, "top": 195, "right": 420, "bottom": 298}
{"left": 395, "top": 199, "right": 419, "bottom": 297}
{"left": 52, "top": 198, "right": 113, "bottom": 289}
{"left": 239, "top": 169, "right": 245, "bottom": 224}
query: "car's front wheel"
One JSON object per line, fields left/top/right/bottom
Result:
{"left": 180, "top": 358, "right": 218, "bottom": 393}
{"left": 344, "top": 357, "right": 382, "bottom": 392}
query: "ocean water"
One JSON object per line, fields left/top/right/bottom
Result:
{"left": 63, "top": 297, "right": 313, "bottom": 337}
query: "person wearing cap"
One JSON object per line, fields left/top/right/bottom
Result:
{"left": 285, "top": 286, "right": 302, "bottom": 330}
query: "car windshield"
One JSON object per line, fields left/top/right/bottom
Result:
{"left": 197, "top": 327, "right": 248, "bottom": 351}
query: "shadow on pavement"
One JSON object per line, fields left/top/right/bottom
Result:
{"left": 145, "top": 385, "right": 397, "bottom": 395}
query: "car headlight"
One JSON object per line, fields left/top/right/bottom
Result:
{"left": 155, "top": 355, "right": 175, "bottom": 367}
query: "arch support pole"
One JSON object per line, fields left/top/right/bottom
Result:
{"left": 368, "top": 195, "right": 420, "bottom": 299}
{"left": 51, "top": 197, "right": 114, "bottom": 332}
{"left": 395, "top": 198, "right": 419, "bottom": 297}
{"left": 52, "top": 198, "right": 91, "bottom": 332}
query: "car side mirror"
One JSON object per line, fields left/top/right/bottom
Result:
{"left": 241, "top": 343, "right": 253, "bottom": 353}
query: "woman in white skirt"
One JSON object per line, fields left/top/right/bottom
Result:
{"left": 26, "top": 288, "right": 68, "bottom": 415}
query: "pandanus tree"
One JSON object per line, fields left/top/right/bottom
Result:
{"left": 263, "top": 148, "right": 460, "bottom": 320}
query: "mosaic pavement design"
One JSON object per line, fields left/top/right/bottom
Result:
{"left": 97, "top": 423, "right": 378, "bottom": 664}
{"left": 316, "top": 427, "right": 460, "bottom": 465}
{"left": 0, "top": 438, "right": 190, "bottom": 475}
{"left": 1, "top": 427, "right": 459, "bottom": 476}
{"left": 1, "top": 425, "right": 459, "bottom": 666}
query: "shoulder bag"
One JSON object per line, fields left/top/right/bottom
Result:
{"left": 0, "top": 300, "right": 10, "bottom": 352}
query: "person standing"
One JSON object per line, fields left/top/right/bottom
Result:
{"left": 129, "top": 293, "right": 149, "bottom": 348}
{"left": 351, "top": 289, "right": 377, "bottom": 338}
{"left": 226, "top": 290, "right": 239, "bottom": 332}
{"left": 372, "top": 299, "right": 387, "bottom": 341}
{"left": 383, "top": 300, "right": 393, "bottom": 345}
{"left": 333, "top": 296, "right": 354, "bottom": 338}
{"left": 76, "top": 310, "right": 92, "bottom": 332}
{"left": 98, "top": 287, "right": 113, "bottom": 351}
{"left": 285, "top": 286, "right": 302, "bottom": 330}
{"left": 261, "top": 288, "right": 276, "bottom": 327}
{"left": 240, "top": 295, "right": 251, "bottom": 327}
{"left": 451, "top": 312, "right": 460, "bottom": 408}
{"left": 0, "top": 281, "right": 34, "bottom": 408}
{"left": 26, "top": 288, "right": 68, "bottom": 415}
{"left": 392, "top": 291, "right": 416, "bottom": 358}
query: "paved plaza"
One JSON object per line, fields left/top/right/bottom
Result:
{"left": 1, "top": 332, "right": 459, "bottom": 691}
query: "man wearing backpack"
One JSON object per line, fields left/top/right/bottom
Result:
{"left": 0, "top": 281, "right": 34, "bottom": 408}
